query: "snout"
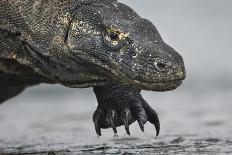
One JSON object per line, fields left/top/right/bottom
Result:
{"left": 152, "top": 43, "right": 186, "bottom": 81}
{"left": 125, "top": 44, "right": 186, "bottom": 91}
{"left": 154, "top": 58, "right": 185, "bottom": 77}
{"left": 135, "top": 62, "right": 186, "bottom": 91}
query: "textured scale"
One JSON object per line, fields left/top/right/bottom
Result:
{"left": 0, "top": 0, "right": 185, "bottom": 136}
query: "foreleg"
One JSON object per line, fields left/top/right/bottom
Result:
{"left": 93, "top": 84, "right": 160, "bottom": 136}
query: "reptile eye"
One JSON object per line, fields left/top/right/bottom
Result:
{"left": 109, "top": 31, "right": 119, "bottom": 41}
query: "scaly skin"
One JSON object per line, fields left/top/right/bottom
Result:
{"left": 0, "top": 0, "right": 186, "bottom": 136}
{"left": 93, "top": 84, "right": 160, "bottom": 136}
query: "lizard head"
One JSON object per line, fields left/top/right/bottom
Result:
{"left": 67, "top": 0, "right": 186, "bottom": 91}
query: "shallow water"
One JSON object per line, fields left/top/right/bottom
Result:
{"left": 0, "top": 77, "right": 232, "bottom": 154}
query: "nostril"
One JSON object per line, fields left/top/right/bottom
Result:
{"left": 154, "top": 62, "right": 167, "bottom": 72}
{"left": 157, "top": 62, "right": 166, "bottom": 69}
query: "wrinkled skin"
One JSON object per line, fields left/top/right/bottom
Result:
{"left": 66, "top": 1, "right": 185, "bottom": 90}
{"left": 0, "top": 0, "right": 185, "bottom": 136}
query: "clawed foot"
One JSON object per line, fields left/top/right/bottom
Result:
{"left": 93, "top": 85, "right": 160, "bottom": 137}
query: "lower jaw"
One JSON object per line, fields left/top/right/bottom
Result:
{"left": 131, "top": 80, "right": 183, "bottom": 91}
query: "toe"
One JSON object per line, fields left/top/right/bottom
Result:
{"left": 107, "top": 110, "right": 118, "bottom": 134}
{"left": 137, "top": 118, "right": 145, "bottom": 132}
{"left": 121, "top": 108, "right": 132, "bottom": 135}
{"left": 142, "top": 100, "right": 160, "bottom": 136}
{"left": 93, "top": 107, "right": 102, "bottom": 136}
{"left": 130, "top": 100, "right": 147, "bottom": 132}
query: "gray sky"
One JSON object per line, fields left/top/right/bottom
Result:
{"left": 119, "top": 0, "right": 232, "bottom": 77}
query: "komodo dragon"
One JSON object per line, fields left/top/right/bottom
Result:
{"left": 0, "top": 0, "right": 186, "bottom": 136}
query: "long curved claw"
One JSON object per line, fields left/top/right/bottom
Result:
{"left": 122, "top": 109, "right": 131, "bottom": 135}
{"left": 137, "top": 118, "right": 145, "bottom": 132}
{"left": 142, "top": 100, "right": 160, "bottom": 136}
{"left": 123, "top": 118, "right": 130, "bottom": 135}
{"left": 94, "top": 120, "right": 101, "bottom": 137}
{"left": 93, "top": 107, "right": 102, "bottom": 136}
{"left": 148, "top": 109, "right": 160, "bottom": 136}
{"left": 130, "top": 102, "right": 147, "bottom": 132}
{"left": 108, "top": 110, "right": 117, "bottom": 135}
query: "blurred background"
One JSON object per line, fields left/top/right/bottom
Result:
{"left": 0, "top": 0, "right": 232, "bottom": 154}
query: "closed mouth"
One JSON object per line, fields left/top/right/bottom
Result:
{"left": 111, "top": 62, "right": 186, "bottom": 91}
{"left": 130, "top": 79, "right": 183, "bottom": 91}
{"left": 115, "top": 68, "right": 185, "bottom": 91}
{"left": 111, "top": 68, "right": 185, "bottom": 91}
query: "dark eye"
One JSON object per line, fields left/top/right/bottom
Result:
{"left": 109, "top": 31, "right": 119, "bottom": 41}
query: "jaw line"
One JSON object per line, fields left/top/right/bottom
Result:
{"left": 105, "top": 62, "right": 184, "bottom": 91}
{"left": 131, "top": 80, "right": 183, "bottom": 91}
{"left": 110, "top": 72, "right": 182, "bottom": 92}
{"left": 67, "top": 51, "right": 183, "bottom": 91}
{"left": 111, "top": 70, "right": 183, "bottom": 91}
